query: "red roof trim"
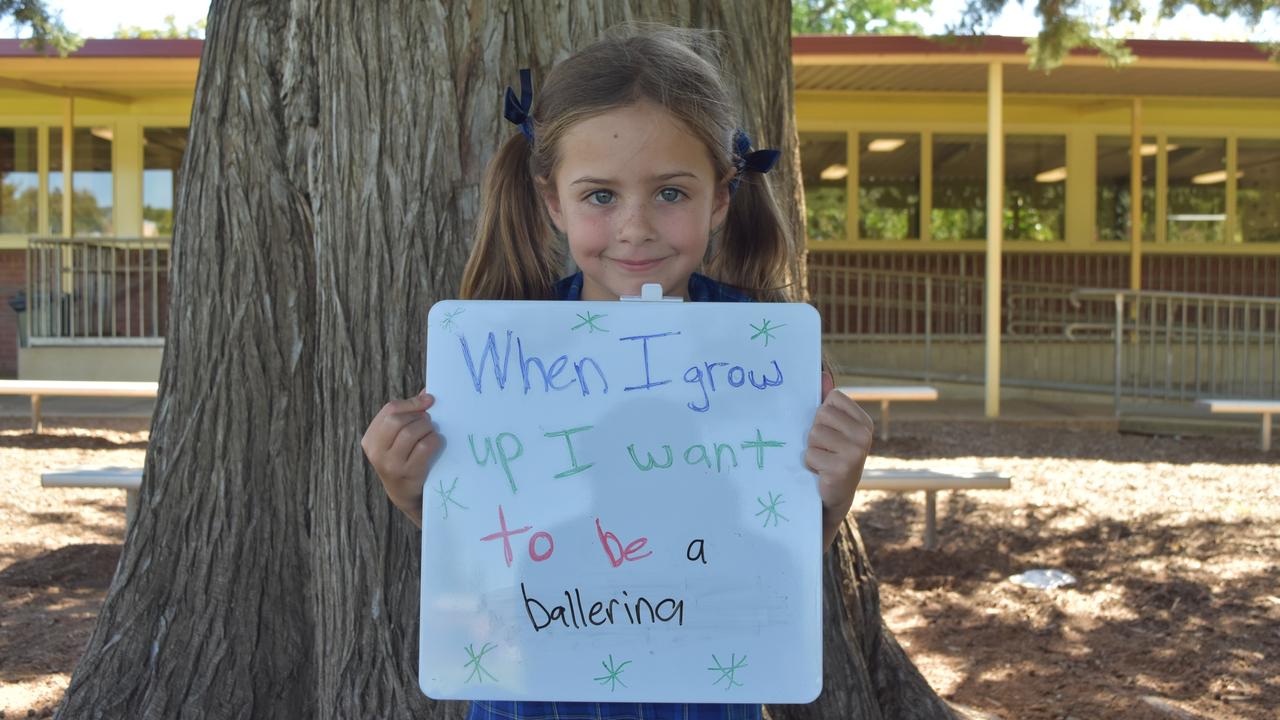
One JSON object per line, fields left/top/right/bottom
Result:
{"left": 791, "top": 35, "right": 1273, "bottom": 63}
{"left": 0, "top": 38, "right": 203, "bottom": 58}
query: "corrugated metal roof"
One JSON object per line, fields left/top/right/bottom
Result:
{"left": 795, "top": 62, "right": 1280, "bottom": 98}
{"left": 793, "top": 35, "right": 1280, "bottom": 99}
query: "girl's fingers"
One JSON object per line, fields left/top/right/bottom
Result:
{"left": 388, "top": 414, "right": 436, "bottom": 466}
{"left": 365, "top": 394, "right": 435, "bottom": 454}
{"left": 406, "top": 430, "right": 443, "bottom": 471}
{"left": 814, "top": 398, "right": 873, "bottom": 441}
{"left": 804, "top": 445, "right": 839, "bottom": 475}
{"left": 823, "top": 390, "right": 873, "bottom": 425}
{"left": 806, "top": 423, "right": 848, "bottom": 454}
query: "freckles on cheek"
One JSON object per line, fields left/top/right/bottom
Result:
{"left": 573, "top": 214, "right": 612, "bottom": 253}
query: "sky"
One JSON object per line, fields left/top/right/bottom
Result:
{"left": 1, "top": 0, "right": 1276, "bottom": 42}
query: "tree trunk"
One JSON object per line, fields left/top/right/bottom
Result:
{"left": 56, "top": 1, "right": 951, "bottom": 718}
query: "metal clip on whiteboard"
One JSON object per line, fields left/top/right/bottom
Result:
{"left": 620, "top": 283, "right": 683, "bottom": 303}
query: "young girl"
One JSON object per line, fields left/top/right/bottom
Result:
{"left": 362, "top": 26, "right": 873, "bottom": 720}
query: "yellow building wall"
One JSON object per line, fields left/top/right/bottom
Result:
{"left": 2, "top": 85, "right": 189, "bottom": 379}
{"left": 796, "top": 91, "right": 1280, "bottom": 253}
{"left": 0, "top": 92, "right": 192, "bottom": 250}
{"left": 18, "top": 345, "right": 163, "bottom": 381}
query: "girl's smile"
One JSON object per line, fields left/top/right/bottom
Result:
{"left": 540, "top": 100, "right": 731, "bottom": 301}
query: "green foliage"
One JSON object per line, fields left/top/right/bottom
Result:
{"left": 50, "top": 188, "right": 113, "bottom": 236}
{"left": 0, "top": 181, "right": 39, "bottom": 234}
{"left": 804, "top": 187, "right": 848, "bottom": 241}
{"left": 950, "top": 0, "right": 1280, "bottom": 71}
{"left": 113, "top": 14, "right": 206, "bottom": 40}
{"left": 792, "top": 0, "right": 931, "bottom": 35}
{"left": 859, "top": 185, "right": 918, "bottom": 240}
{"left": 143, "top": 205, "right": 175, "bottom": 236}
{"left": 0, "top": 0, "right": 81, "bottom": 55}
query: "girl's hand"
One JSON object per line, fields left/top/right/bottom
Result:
{"left": 361, "top": 391, "right": 442, "bottom": 528}
{"left": 806, "top": 372, "right": 874, "bottom": 550}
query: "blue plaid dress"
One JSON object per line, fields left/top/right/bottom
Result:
{"left": 466, "top": 271, "right": 761, "bottom": 720}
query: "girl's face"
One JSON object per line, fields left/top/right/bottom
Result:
{"left": 541, "top": 101, "right": 730, "bottom": 301}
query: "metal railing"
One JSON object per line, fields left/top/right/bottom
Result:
{"left": 26, "top": 236, "right": 170, "bottom": 344}
{"left": 1071, "top": 289, "right": 1280, "bottom": 405}
{"left": 810, "top": 265, "right": 1280, "bottom": 402}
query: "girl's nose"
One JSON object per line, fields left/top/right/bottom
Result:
{"left": 616, "top": 202, "right": 655, "bottom": 244}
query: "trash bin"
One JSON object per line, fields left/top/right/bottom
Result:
{"left": 8, "top": 291, "right": 26, "bottom": 348}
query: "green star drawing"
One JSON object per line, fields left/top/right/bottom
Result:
{"left": 593, "top": 654, "right": 632, "bottom": 692}
{"left": 440, "top": 308, "right": 465, "bottom": 332}
{"left": 463, "top": 642, "right": 498, "bottom": 684}
{"left": 434, "top": 477, "right": 468, "bottom": 520}
{"left": 708, "top": 653, "right": 747, "bottom": 690}
{"left": 755, "top": 491, "right": 788, "bottom": 527}
{"left": 572, "top": 311, "right": 608, "bottom": 333}
{"left": 748, "top": 318, "right": 785, "bottom": 346}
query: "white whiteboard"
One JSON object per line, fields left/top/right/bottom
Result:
{"left": 418, "top": 296, "right": 822, "bottom": 703}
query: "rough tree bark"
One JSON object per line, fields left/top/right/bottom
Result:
{"left": 56, "top": 1, "right": 953, "bottom": 718}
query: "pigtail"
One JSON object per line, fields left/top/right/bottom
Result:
{"left": 459, "top": 134, "right": 562, "bottom": 300}
{"left": 709, "top": 172, "right": 795, "bottom": 303}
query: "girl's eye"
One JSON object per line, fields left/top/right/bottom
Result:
{"left": 588, "top": 190, "right": 614, "bottom": 205}
{"left": 658, "top": 188, "right": 685, "bottom": 202}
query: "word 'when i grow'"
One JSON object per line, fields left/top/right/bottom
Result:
{"left": 458, "top": 329, "right": 784, "bottom": 412}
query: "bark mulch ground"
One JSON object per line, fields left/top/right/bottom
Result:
{"left": 1, "top": 416, "right": 1276, "bottom": 719}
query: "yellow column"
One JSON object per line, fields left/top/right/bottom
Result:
{"left": 846, "top": 130, "right": 859, "bottom": 242}
{"left": 985, "top": 62, "right": 1003, "bottom": 418}
{"left": 62, "top": 98, "right": 74, "bottom": 237}
{"left": 1129, "top": 98, "right": 1142, "bottom": 290}
{"left": 36, "top": 127, "right": 49, "bottom": 235}
{"left": 1155, "top": 133, "right": 1168, "bottom": 244}
{"left": 1226, "top": 136, "right": 1238, "bottom": 243}
{"left": 114, "top": 120, "right": 143, "bottom": 237}
{"left": 920, "top": 130, "right": 932, "bottom": 242}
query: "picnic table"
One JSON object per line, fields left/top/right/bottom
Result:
{"left": 0, "top": 380, "right": 158, "bottom": 433}
{"left": 40, "top": 466, "right": 143, "bottom": 528}
{"left": 1196, "top": 399, "right": 1278, "bottom": 451}
{"left": 861, "top": 467, "right": 1012, "bottom": 549}
{"left": 839, "top": 385, "right": 939, "bottom": 441}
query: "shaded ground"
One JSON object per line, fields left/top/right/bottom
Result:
{"left": 0, "top": 416, "right": 1275, "bottom": 718}
{"left": 861, "top": 420, "right": 1278, "bottom": 720}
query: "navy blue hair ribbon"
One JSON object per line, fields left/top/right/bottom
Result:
{"left": 729, "top": 129, "right": 780, "bottom": 193}
{"left": 504, "top": 68, "right": 535, "bottom": 143}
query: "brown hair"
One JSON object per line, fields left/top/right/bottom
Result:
{"left": 459, "top": 26, "right": 794, "bottom": 302}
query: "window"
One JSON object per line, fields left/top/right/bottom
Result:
{"left": 143, "top": 127, "right": 188, "bottom": 237}
{"left": 0, "top": 128, "right": 38, "bottom": 234}
{"left": 931, "top": 134, "right": 985, "bottom": 241}
{"left": 800, "top": 132, "right": 847, "bottom": 242}
{"left": 1167, "top": 137, "right": 1227, "bottom": 244}
{"left": 1095, "top": 135, "right": 1156, "bottom": 242}
{"left": 50, "top": 127, "right": 114, "bottom": 236}
{"left": 1005, "top": 135, "right": 1065, "bottom": 242}
{"left": 1237, "top": 138, "right": 1280, "bottom": 244}
{"left": 858, "top": 133, "right": 920, "bottom": 240}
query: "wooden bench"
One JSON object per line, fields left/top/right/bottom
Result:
{"left": 0, "top": 380, "right": 158, "bottom": 433}
{"left": 1196, "top": 399, "right": 1278, "bottom": 451}
{"left": 40, "top": 466, "right": 143, "bottom": 527}
{"left": 860, "top": 467, "right": 1012, "bottom": 550}
{"left": 839, "top": 385, "right": 939, "bottom": 441}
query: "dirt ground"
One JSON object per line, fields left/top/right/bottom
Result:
{"left": 1, "top": 416, "right": 1276, "bottom": 718}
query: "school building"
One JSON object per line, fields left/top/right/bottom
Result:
{"left": 2, "top": 36, "right": 1277, "bottom": 409}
